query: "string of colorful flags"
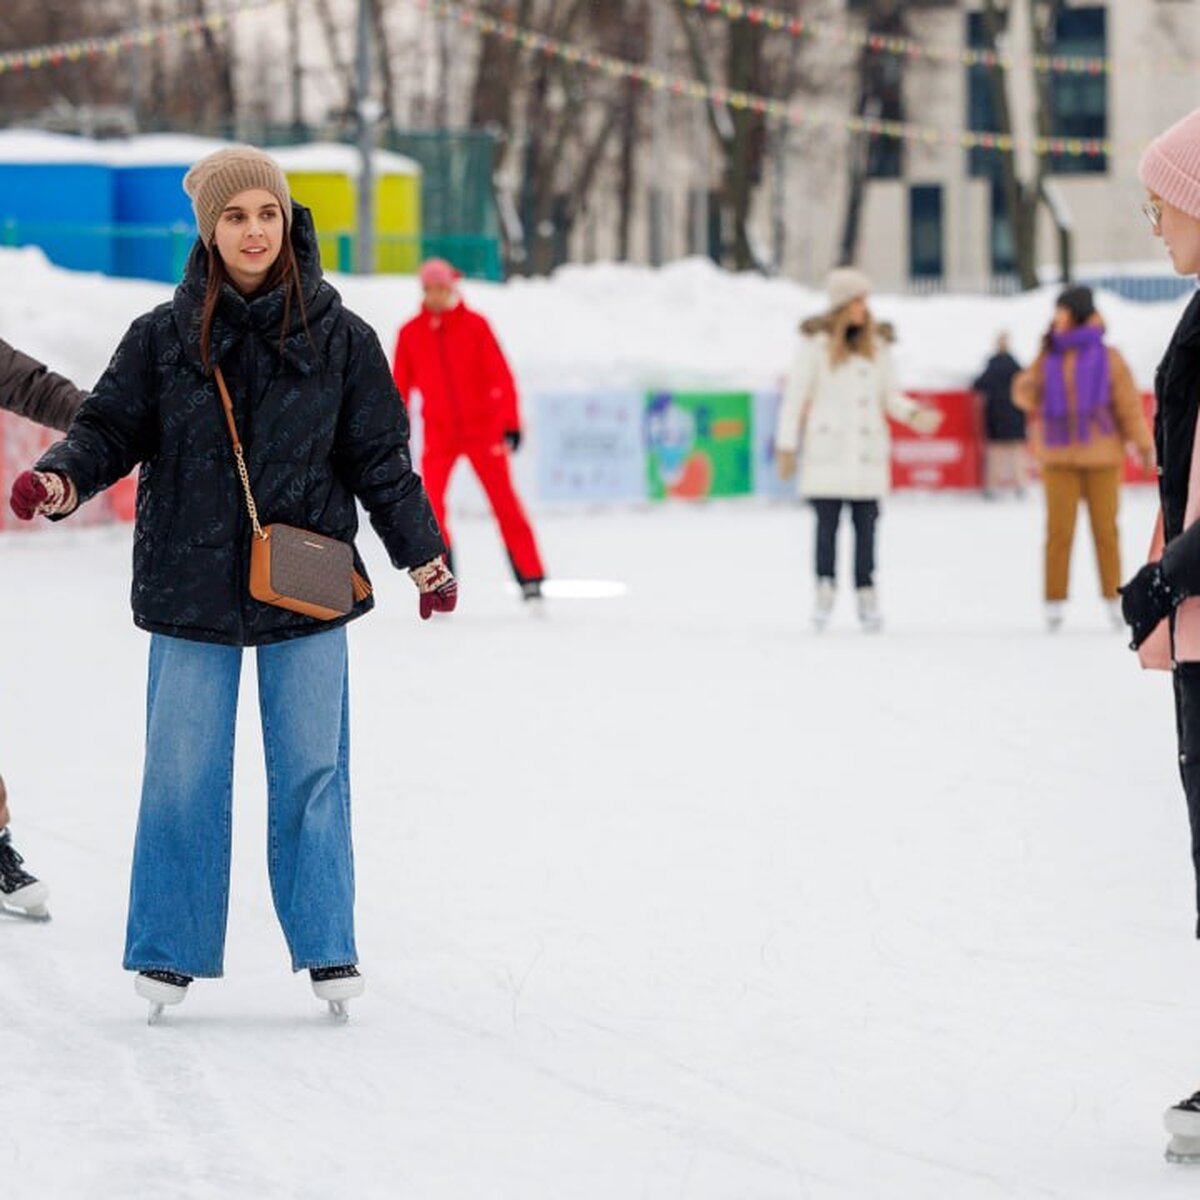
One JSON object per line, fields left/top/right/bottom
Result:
{"left": 0, "top": 0, "right": 282, "bottom": 78}
{"left": 424, "top": 0, "right": 1112, "bottom": 160}
{"left": 678, "top": 0, "right": 1134, "bottom": 78}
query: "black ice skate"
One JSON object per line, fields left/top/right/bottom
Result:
{"left": 521, "top": 579, "right": 545, "bottom": 612}
{"left": 310, "top": 964, "right": 364, "bottom": 1021}
{"left": 0, "top": 829, "right": 50, "bottom": 919}
{"left": 135, "top": 969, "right": 193, "bottom": 1025}
{"left": 1165, "top": 1090, "right": 1200, "bottom": 1163}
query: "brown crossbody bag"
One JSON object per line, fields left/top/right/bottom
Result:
{"left": 214, "top": 366, "right": 371, "bottom": 621}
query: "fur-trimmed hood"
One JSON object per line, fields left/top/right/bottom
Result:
{"left": 800, "top": 313, "right": 896, "bottom": 342}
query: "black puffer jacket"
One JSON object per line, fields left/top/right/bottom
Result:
{"left": 37, "top": 204, "right": 444, "bottom": 646}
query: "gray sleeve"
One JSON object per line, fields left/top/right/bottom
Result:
{"left": 0, "top": 337, "right": 87, "bottom": 433}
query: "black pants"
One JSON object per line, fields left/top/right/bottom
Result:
{"left": 1174, "top": 663, "right": 1200, "bottom": 937}
{"left": 812, "top": 498, "right": 879, "bottom": 588}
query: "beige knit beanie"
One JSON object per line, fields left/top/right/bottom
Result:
{"left": 183, "top": 146, "right": 292, "bottom": 246}
{"left": 826, "top": 266, "right": 871, "bottom": 311}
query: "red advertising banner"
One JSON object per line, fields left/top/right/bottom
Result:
{"left": 888, "top": 390, "right": 1157, "bottom": 491}
{"left": 889, "top": 391, "right": 983, "bottom": 490}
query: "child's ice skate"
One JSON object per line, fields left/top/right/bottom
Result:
{"left": 135, "top": 969, "right": 192, "bottom": 1025}
{"left": 311, "top": 964, "right": 364, "bottom": 1022}
{"left": 0, "top": 829, "right": 50, "bottom": 919}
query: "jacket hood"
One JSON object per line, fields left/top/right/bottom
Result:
{"left": 800, "top": 312, "right": 896, "bottom": 343}
{"left": 172, "top": 201, "right": 340, "bottom": 376}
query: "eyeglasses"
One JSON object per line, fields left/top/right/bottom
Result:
{"left": 1142, "top": 198, "right": 1163, "bottom": 231}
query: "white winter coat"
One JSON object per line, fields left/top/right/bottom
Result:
{"left": 775, "top": 320, "right": 925, "bottom": 500}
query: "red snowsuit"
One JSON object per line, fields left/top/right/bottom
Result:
{"left": 393, "top": 301, "right": 545, "bottom": 583}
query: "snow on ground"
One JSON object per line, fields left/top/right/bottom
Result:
{"left": 0, "top": 245, "right": 1192, "bottom": 403}
{"left": 4, "top": 489, "right": 1200, "bottom": 1199}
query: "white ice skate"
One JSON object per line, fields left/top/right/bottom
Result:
{"left": 1, "top": 878, "right": 50, "bottom": 920}
{"left": 0, "top": 831, "right": 50, "bottom": 920}
{"left": 1166, "top": 1093, "right": 1200, "bottom": 1163}
{"left": 310, "top": 965, "right": 364, "bottom": 1022}
{"left": 1106, "top": 599, "right": 1125, "bottom": 632}
{"left": 1045, "top": 601, "right": 1065, "bottom": 632}
{"left": 135, "top": 970, "right": 192, "bottom": 1025}
{"left": 856, "top": 586, "right": 883, "bottom": 633}
{"left": 813, "top": 578, "right": 835, "bottom": 631}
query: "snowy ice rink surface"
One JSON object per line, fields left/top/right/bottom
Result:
{"left": 5, "top": 489, "right": 1200, "bottom": 1198}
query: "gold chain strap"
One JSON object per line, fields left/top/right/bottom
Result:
{"left": 214, "top": 366, "right": 268, "bottom": 542}
{"left": 232, "top": 444, "right": 266, "bottom": 540}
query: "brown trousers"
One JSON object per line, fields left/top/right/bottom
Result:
{"left": 0, "top": 775, "right": 8, "bottom": 829}
{"left": 1042, "top": 463, "right": 1122, "bottom": 601}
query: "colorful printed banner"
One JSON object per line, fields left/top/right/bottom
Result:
{"left": 645, "top": 391, "right": 753, "bottom": 500}
{"left": 536, "top": 392, "right": 647, "bottom": 503}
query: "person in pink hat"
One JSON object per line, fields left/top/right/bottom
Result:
{"left": 393, "top": 258, "right": 546, "bottom": 602}
{"left": 1116, "top": 105, "right": 1200, "bottom": 1161}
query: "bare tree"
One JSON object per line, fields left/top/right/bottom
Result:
{"left": 836, "top": 0, "right": 906, "bottom": 268}
{"left": 979, "top": 0, "right": 1068, "bottom": 290}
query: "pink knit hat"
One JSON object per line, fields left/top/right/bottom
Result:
{"left": 1139, "top": 107, "right": 1200, "bottom": 220}
{"left": 418, "top": 258, "right": 461, "bottom": 289}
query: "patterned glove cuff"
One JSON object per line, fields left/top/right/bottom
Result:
{"left": 39, "top": 472, "right": 77, "bottom": 516}
{"left": 409, "top": 556, "right": 453, "bottom": 594}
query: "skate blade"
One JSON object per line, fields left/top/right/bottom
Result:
{"left": 1, "top": 902, "right": 51, "bottom": 921}
{"left": 328, "top": 999, "right": 350, "bottom": 1022}
{"left": 147, "top": 1002, "right": 165, "bottom": 1026}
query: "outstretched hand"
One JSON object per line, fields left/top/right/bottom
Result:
{"left": 409, "top": 555, "right": 459, "bottom": 620}
{"left": 9, "top": 470, "right": 74, "bottom": 521}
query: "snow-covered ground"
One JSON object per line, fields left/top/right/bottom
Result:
{"left": 0, "top": 244, "right": 1192, "bottom": 401}
{"left": 4, "top": 488, "right": 1200, "bottom": 1199}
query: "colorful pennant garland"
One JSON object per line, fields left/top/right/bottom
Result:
{"left": 425, "top": 0, "right": 1111, "bottom": 160}
{"left": 678, "top": 0, "right": 1129, "bottom": 77}
{"left": 0, "top": 0, "right": 282, "bottom": 78}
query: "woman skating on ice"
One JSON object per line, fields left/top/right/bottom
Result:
{"left": 1115, "top": 106, "right": 1200, "bottom": 1162}
{"left": 774, "top": 267, "right": 941, "bottom": 631}
{"left": 8, "top": 147, "right": 456, "bottom": 1021}
{"left": 1013, "top": 286, "right": 1152, "bottom": 632}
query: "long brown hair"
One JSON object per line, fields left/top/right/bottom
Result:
{"left": 198, "top": 233, "right": 307, "bottom": 374}
{"left": 827, "top": 303, "right": 879, "bottom": 368}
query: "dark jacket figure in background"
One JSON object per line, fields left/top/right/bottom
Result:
{"left": 972, "top": 333, "right": 1026, "bottom": 498}
{"left": 7, "top": 147, "right": 456, "bottom": 1019}
{"left": 0, "top": 338, "right": 85, "bottom": 917}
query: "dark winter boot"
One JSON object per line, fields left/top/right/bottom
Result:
{"left": 0, "top": 828, "right": 49, "bottom": 917}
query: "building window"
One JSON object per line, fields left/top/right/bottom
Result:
{"left": 909, "top": 185, "right": 943, "bottom": 279}
{"left": 966, "top": 8, "right": 1107, "bottom": 179}
{"left": 1046, "top": 6, "right": 1107, "bottom": 175}
{"left": 990, "top": 179, "right": 1015, "bottom": 276}
{"left": 865, "top": 53, "right": 904, "bottom": 179}
{"left": 965, "top": 11, "right": 1001, "bottom": 180}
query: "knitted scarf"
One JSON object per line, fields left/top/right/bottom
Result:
{"left": 1042, "top": 325, "right": 1112, "bottom": 447}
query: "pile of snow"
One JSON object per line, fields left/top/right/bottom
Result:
{"left": 0, "top": 245, "right": 1192, "bottom": 398}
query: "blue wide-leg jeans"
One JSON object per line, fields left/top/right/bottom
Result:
{"left": 123, "top": 627, "right": 357, "bottom": 977}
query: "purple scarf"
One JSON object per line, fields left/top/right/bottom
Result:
{"left": 1042, "top": 325, "right": 1113, "bottom": 448}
